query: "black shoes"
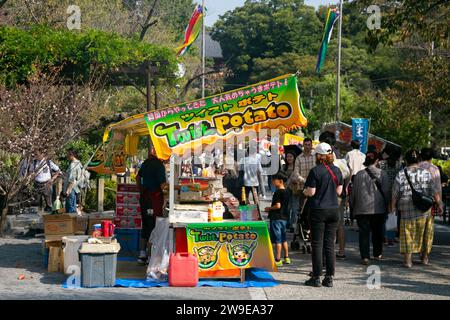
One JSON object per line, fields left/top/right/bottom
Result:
{"left": 305, "top": 276, "right": 333, "bottom": 288}
{"left": 322, "top": 276, "right": 333, "bottom": 288}
{"left": 305, "top": 277, "right": 321, "bottom": 287}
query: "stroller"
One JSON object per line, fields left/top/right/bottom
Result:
{"left": 290, "top": 199, "right": 312, "bottom": 254}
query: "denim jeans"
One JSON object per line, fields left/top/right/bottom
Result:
{"left": 310, "top": 208, "right": 339, "bottom": 277}
{"left": 65, "top": 189, "right": 77, "bottom": 213}
{"left": 356, "top": 214, "right": 384, "bottom": 259}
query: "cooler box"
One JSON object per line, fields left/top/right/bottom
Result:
{"left": 114, "top": 228, "right": 140, "bottom": 253}
{"left": 79, "top": 243, "right": 120, "bottom": 288}
{"left": 169, "top": 253, "right": 199, "bottom": 287}
{"left": 62, "top": 235, "right": 90, "bottom": 275}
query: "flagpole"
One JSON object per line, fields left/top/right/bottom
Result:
{"left": 335, "top": 0, "right": 343, "bottom": 122}
{"left": 201, "top": 0, "right": 206, "bottom": 99}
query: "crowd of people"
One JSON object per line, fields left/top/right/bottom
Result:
{"left": 23, "top": 134, "right": 448, "bottom": 286}
{"left": 262, "top": 135, "right": 446, "bottom": 288}
{"left": 21, "top": 149, "right": 88, "bottom": 215}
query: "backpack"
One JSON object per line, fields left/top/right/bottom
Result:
{"left": 334, "top": 158, "right": 350, "bottom": 180}
{"left": 78, "top": 164, "right": 91, "bottom": 190}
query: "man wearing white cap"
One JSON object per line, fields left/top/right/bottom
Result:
{"left": 303, "top": 142, "right": 343, "bottom": 288}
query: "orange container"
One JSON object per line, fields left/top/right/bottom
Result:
{"left": 169, "top": 253, "right": 199, "bottom": 287}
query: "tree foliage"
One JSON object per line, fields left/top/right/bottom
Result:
{"left": 0, "top": 25, "right": 177, "bottom": 87}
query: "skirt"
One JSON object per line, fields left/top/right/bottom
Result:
{"left": 399, "top": 214, "right": 434, "bottom": 254}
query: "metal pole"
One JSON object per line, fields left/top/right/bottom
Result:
{"left": 201, "top": 0, "right": 206, "bottom": 98}
{"left": 146, "top": 62, "right": 151, "bottom": 112}
{"left": 428, "top": 41, "right": 434, "bottom": 146}
{"left": 154, "top": 79, "right": 158, "bottom": 110}
{"left": 335, "top": 0, "right": 343, "bottom": 122}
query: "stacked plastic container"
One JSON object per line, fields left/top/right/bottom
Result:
{"left": 114, "top": 184, "right": 143, "bottom": 229}
{"left": 114, "top": 184, "right": 142, "bottom": 254}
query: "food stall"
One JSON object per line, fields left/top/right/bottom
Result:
{"left": 88, "top": 74, "right": 308, "bottom": 282}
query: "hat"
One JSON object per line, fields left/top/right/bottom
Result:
{"left": 315, "top": 142, "right": 333, "bottom": 155}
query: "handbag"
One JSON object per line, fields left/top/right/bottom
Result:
{"left": 403, "top": 168, "right": 434, "bottom": 212}
{"left": 385, "top": 213, "right": 397, "bottom": 231}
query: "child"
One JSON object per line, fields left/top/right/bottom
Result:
{"left": 265, "top": 172, "right": 291, "bottom": 267}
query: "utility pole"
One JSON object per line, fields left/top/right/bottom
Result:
{"left": 428, "top": 41, "right": 434, "bottom": 146}
{"left": 201, "top": 0, "right": 206, "bottom": 98}
{"left": 146, "top": 61, "right": 151, "bottom": 112}
{"left": 335, "top": 0, "right": 343, "bottom": 122}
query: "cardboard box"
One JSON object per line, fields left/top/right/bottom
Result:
{"left": 75, "top": 216, "right": 88, "bottom": 235}
{"left": 43, "top": 214, "right": 75, "bottom": 236}
{"left": 116, "top": 192, "right": 141, "bottom": 205}
{"left": 113, "top": 216, "right": 142, "bottom": 229}
{"left": 116, "top": 204, "right": 141, "bottom": 216}
{"left": 48, "top": 246, "right": 64, "bottom": 273}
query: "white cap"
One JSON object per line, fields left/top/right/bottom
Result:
{"left": 315, "top": 142, "right": 333, "bottom": 155}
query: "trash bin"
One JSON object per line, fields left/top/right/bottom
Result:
{"left": 79, "top": 242, "right": 121, "bottom": 288}
{"left": 62, "top": 235, "right": 90, "bottom": 275}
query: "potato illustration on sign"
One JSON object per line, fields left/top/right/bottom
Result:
{"left": 193, "top": 242, "right": 222, "bottom": 269}
{"left": 226, "top": 242, "right": 257, "bottom": 267}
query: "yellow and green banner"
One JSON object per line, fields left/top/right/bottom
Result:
{"left": 145, "top": 74, "right": 307, "bottom": 160}
{"left": 186, "top": 221, "right": 276, "bottom": 272}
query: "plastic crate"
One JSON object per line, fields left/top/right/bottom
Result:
{"left": 114, "top": 228, "right": 140, "bottom": 253}
{"left": 79, "top": 252, "right": 118, "bottom": 287}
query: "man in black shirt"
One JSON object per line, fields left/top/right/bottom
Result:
{"left": 265, "top": 172, "right": 291, "bottom": 267}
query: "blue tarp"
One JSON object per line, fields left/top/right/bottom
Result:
{"left": 63, "top": 268, "right": 278, "bottom": 289}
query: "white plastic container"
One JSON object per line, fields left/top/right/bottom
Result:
{"left": 62, "top": 235, "right": 90, "bottom": 275}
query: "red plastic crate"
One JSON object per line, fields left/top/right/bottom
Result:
{"left": 169, "top": 253, "right": 198, "bottom": 287}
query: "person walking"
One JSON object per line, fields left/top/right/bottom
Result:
{"left": 294, "top": 138, "right": 315, "bottom": 228}
{"left": 345, "top": 140, "right": 366, "bottom": 178}
{"left": 390, "top": 149, "right": 442, "bottom": 268}
{"left": 265, "top": 172, "right": 291, "bottom": 267}
{"left": 419, "top": 148, "right": 443, "bottom": 211}
{"left": 240, "top": 147, "right": 263, "bottom": 205}
{"left": 136, "top": 148, "right": 167, "bottom": 265}
{"left": 351, "top": 151, "right": 389, "bottom": 265}
{"left": 303, "top": 143, "right": 343, "bottom": 287}
{"left": 319, "top": 134, "right": 350, "bottom": 259}
{"left": 281, "top": 151, "right": 300, "bottom": 231}
{"left": 30, "top": 150, "right": 61, "bottom": 212}
{"left": 379, "top": 148, "right": 402, "bottom": 246}
{"left": 63, "top": 150, "right": 82, "bottom": 214}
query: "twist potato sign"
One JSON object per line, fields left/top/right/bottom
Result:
{"left": 186, "top": 221, "right": 277, "bottom": 272}
{"left": 145, "top": 74, "right": 307, "bottom": 160}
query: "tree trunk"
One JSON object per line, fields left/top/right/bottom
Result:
{"left": 0, "top": 200, "right": 9, "bottom": 237}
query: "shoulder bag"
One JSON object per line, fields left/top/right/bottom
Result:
{"left": 365, "top": 167, "right": 388, "bottom": 211}
{"left": 403, "top": 168, "right": 434, "bottom": 212}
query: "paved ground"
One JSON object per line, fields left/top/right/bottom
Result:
{"left": 1, "top": 215, "right": 449, "bottom": 300}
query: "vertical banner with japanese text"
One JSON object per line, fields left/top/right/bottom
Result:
{"left": 145, "top": 74, "right": 307, "bottom": 160}
{"left": 352, "top": 118, "right": 370, "bottom": 153}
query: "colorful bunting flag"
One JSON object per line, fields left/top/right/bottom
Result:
{"left": 176, "top": 5, "right": 204, "bottom": 58}
{"left": 315, "top": 8, "right": 340, "bottom": 73}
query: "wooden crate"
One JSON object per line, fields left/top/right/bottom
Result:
{"left": 48, "top": 246, "right": 64, "bottom": 273}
